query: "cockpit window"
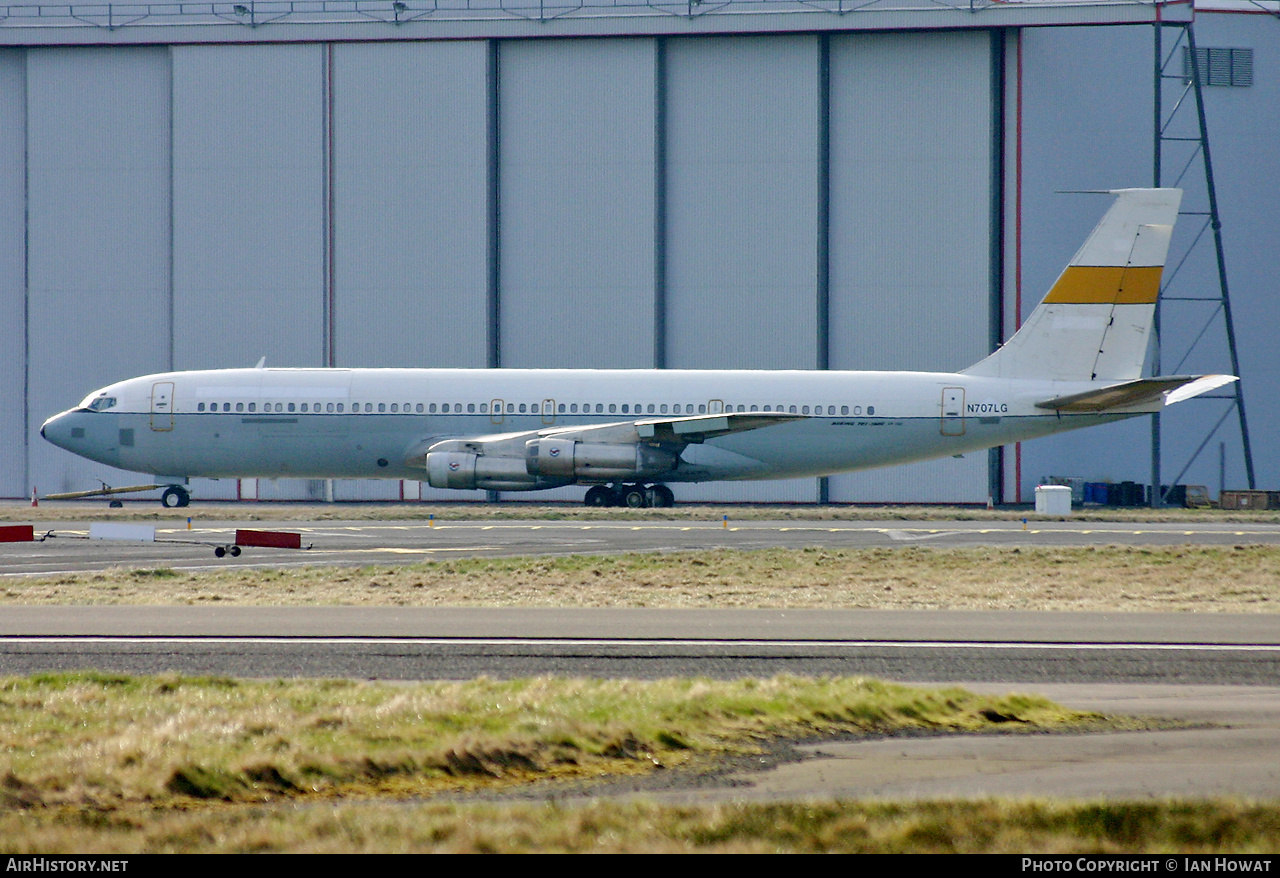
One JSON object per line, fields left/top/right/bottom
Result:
{"left": 83, "top": 395, "right": 118, "bottom": 412}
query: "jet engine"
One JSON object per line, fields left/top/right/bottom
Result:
{"left": 425, "top": 449, "right": 570, "bottom": 491}
{"left": 524, "top": 438, "right": 676, "bottom": 482}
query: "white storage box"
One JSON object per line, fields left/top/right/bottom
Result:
{"left": 1034, "top": 484, "right": 1073, "bottom": 515}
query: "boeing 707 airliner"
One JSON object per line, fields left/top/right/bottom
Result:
{"left": 41, "top": 188, "right": 1233, "bottom": 508}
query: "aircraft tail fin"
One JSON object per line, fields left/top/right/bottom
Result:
{"left": 963, "top": 188, "right": 1183, "bottom": 382}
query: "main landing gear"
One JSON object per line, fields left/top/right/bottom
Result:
{"left": 583, "top": 483, "right": 675, "bottom": 508}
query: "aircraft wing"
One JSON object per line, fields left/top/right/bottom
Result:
{"left": 406, "top": 410, "right": 804, "bottom": 472}
{"left": 589, "top": 410, "right": 803, "bottom": 443}
{"left": 1035, "top": 375, "right": 1237, "bottom": 413}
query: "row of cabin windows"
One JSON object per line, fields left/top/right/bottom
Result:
{"left": 195, "top": 401, "right": 874, "bottom": 417}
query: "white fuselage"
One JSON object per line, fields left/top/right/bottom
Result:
{"left": 41, "top": 367, "right": 1144, "bottom": 486}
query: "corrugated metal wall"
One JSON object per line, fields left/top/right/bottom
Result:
{"left": 2, "top": 31, "right": 999, "bottom": 504}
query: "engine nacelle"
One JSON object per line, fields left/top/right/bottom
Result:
{"left": 524, "top": 438, "right": 677, "bottom": 481}
{"left": 426, "top": 450, "right": 568, "bottom": 491}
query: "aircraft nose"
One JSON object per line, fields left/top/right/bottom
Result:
{"left": 40, "top": 411, "right": 73, "bottom": 450}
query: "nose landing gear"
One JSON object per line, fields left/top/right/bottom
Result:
{"left": 583, "top": 483, "right": 674, "bottom": 508}
{"left": 160, "top": 486, "right": 191, "bottom": 508}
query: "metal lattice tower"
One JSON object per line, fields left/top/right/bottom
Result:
{"left": 1150, "top": 19, "right": 1256, "bottom": 506}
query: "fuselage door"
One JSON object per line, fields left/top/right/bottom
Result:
{"left": 707, "top": 399, "right": 724, "bottom": 415}
{"left": 941, "top": 387, "right": 965, "bottom": 436}
{"left": 150, "top": 382, "right": 175, "bottom": 432}
{"left": 490, "top": 399, "right": 504, "bottom": 426}
{"left": 541, "top": 399, "right": 556, "bottom": 426}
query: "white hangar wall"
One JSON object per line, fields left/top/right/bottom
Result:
{"left": 1, "top": 24, "right": 1004, "bottom": 504}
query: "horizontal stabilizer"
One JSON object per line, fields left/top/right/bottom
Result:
{"left": 1036, "top": 375, "right": 1237, "bottom": 413}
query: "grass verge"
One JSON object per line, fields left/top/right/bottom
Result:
{"left": 4, "top": 798, "right": 1279, "bottom": 853}
{"left": 0, "top": 672, "right": 1115, "bottom": 812}
{"left": 7, "top": 545, "right": 1280, "bottom": 612}
{"left": 6, "top": 671, "right": 1238, "bottom": 853}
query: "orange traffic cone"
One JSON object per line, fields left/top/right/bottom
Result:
{"left": 30, "top": 486, "right": 38, "bottom": 507}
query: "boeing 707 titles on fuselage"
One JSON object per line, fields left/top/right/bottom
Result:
{"left": 42, "top": 189, "right": 1234, "bottom": 508}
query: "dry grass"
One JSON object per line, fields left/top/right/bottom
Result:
{"left": 5, "top": 544, "right": 1279, "bottom": 612}
{"left": 5, "top": 798, "right": 1280, "bottom": 853}
{"left": 2, "top": 798, "right": 1280, "bottom": 854}
{"left": 0, "top": 672, "right": 1102, "bottom": 811}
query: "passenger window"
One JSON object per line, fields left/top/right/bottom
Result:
{"left": 390, "top": 404, "right": 398, "bottom": 413}
{"left": 287, "top": 403, "right": 295, "bottom": 412}
{"left": 531, "top": 403, "right": 539, "bottom": 414}
{"left": 378, "top": 403, "right": 385, "bottom": 413}
{"left": 841, "top": 406, "right": 849, "bottom": 415}
{"left": 429, "top": 403, "right": 436, "bottom": 413}
{"left": 467, "top": 403, "right": 475, "bottom": 413}
{"left": 236, "top": 402, "right": 245, "bottom": 412}
{"left": 570, "top": 404, "right": 578, "bottom": 413}
{"left": 789, "top": 405, "right": 797, "bottom": 414}
{"left": 480, "top": 403, "right": 488, "bottom": 414}
{"left": 224, "top": 403, "right": 232, "bottom": 412}
{"left": 699, "top": 404, "right": 706, "bottom": 414}
{"left": 559, "top": 404, "right": 566, "bottom": 413}
{"left": 595, "top": 404, "right": 603, "bottom": 413}
{"left": 621, "top": 404, "right": 629, "bottom": 414}
{"left": 197, "top": 402, "right": 205, "bottom": 412}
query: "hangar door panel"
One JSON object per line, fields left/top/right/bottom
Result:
{"left": 0, "top": 52, "right": 25, "bottom": 497}
{"left": 826, "top": 30, "right": 995, "bottom": 503}
{"left": 332, "top": 40, "right": 490, "bottom": 369}
{"left": 25, "top": 47, "right": 172, "bottom": 496}
{"left": 498, "top": 38, "right": 657, "bottom": 369}
{"left": 171, "top": 44, "right": 325, "bottom": 371}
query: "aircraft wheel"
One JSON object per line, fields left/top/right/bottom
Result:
{"left": 214, "top": 546, "right": 226, "bottom": 558}
{"left": 584, "top": 486, "right": 613, "bottom": 507}
{"left": 109, "top": 499, "right": 123, "bottom": 509}
{"left": 161, "top": 486, "right": 190, "bottom": 508}
{"left": 650, "top": 485, "right": 675, "bottom": 508}
{"left": 230, "top": 546, "right": 242, "bottom": 557}
{"left": 624, "top": 487, "right": 648, "bottom": 508}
